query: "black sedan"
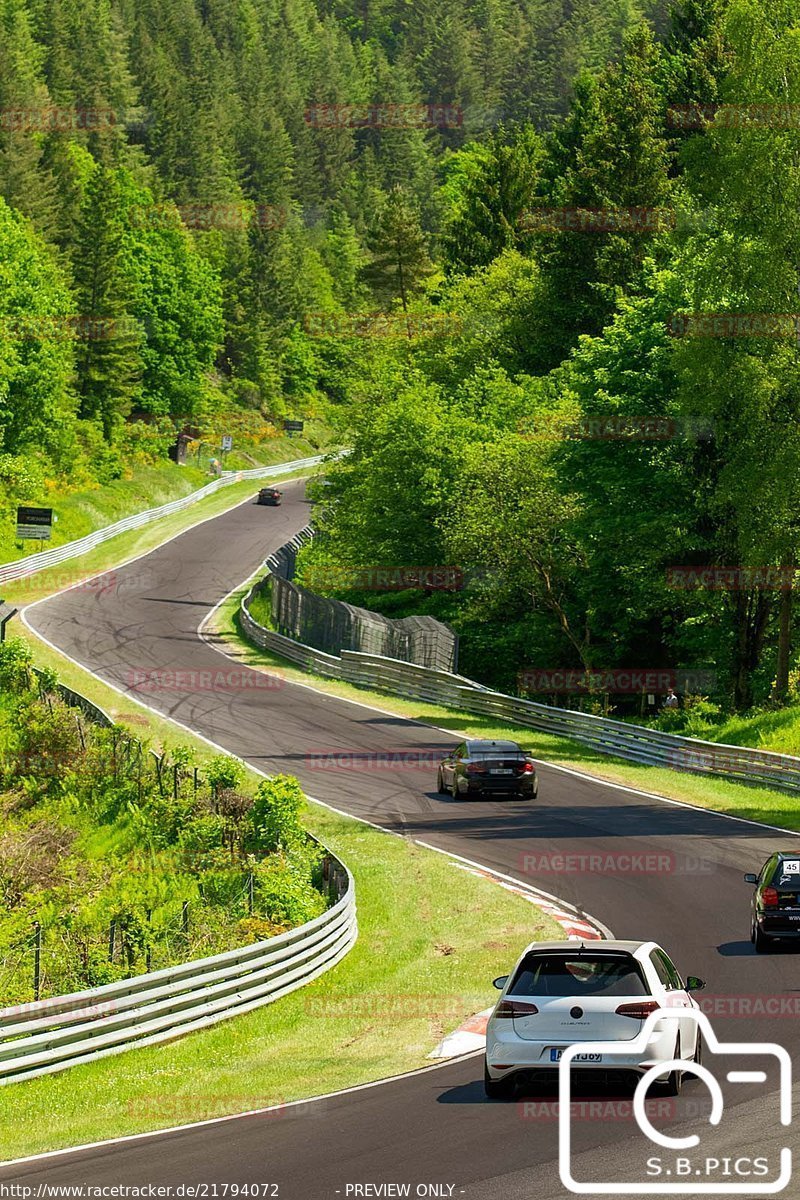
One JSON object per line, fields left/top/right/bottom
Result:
{"left": 437, "top": 739, "right": 538, "bottom": 800}
{"left": 745, "top": 851, "right": 800, "bottom": 951}
{"left": 257, "top": 487, "right": 283, "bottom": 506}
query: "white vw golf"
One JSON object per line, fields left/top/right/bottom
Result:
{"left": 484, "top": 940, "right": 706, "bottom": 1099}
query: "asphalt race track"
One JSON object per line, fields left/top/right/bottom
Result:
{"left": 4, "top": 478, "right": 799, "bottom": 1197}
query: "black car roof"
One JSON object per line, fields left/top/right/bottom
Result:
{"left": 466, "top": 739, "right": 522, "bottom": 752}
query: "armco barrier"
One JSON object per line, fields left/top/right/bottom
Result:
{"left": 240, "top": 586, "right": 800, "bottom": 796}
{"left": 0, "top": 455, "right": 327, "bottom": 588}
{"left": 0, "top": 666, "right": 356, "bottom": 1085}
{"left": 0, "top": 875, "right": 356, "bottom": 1084}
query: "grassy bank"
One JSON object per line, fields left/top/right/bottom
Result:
{"left": 0, "top": 799, "right": 558, "bottom": 1160}
{"left": 215, "top": 585, "right": 800, "bottom": 834}
{"left": 0, "top": 420, "right": 333, "bottom": 569}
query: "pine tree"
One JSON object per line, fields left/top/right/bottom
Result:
{"left": 72, "top": 165, "right": 142, "bottom": 439}
{"left": 362, "top": 186, "right": 432, "bottom": 313}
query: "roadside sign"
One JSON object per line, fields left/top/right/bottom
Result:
{"left": 283, "top": 419, "right": 304, "bottom": 433}
{"left": 16, "top": 506, "right": 53, "bottom": 540}
{"left": 221, "top": 435, "right": 233, "bottom": 452}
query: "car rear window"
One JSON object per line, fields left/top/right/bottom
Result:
{"left": 771, "top": 859, "right": 800, "bottom": 887}
{"left": 508, "top": 953, "right": 648, "bottom": 997}
{"left": 469, "top": 742, "right": 522, "bottom": 755}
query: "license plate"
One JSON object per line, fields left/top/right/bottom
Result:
{"left": 549, "top": 1049, "right": 602, "bottom": 1063}
{"left": 491, "top": 768, "right": 513, "bottom": 775}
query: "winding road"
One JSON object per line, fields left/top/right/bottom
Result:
{"left": 3, "top": 479, "right": 797, "bottom": 1197}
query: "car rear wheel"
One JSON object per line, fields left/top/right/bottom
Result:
{"left": 484, "top": 1061, "right": 514, "bottom": 1100}
{"left": 754, "top": 923, "right": 772, "bottom": 953}
{"left": 451, "top": 777, "right": 460, "bottom": 799}
{"left": 437, "top": 769, "right": 448, "bottom": 795}
{"left": 662, "top": 1035, "right": 683, "bottom": 1096}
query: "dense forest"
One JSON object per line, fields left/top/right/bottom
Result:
{"left": 295, "top": 0, "right": 800, "bottom": 715}
{"left": 0, "top": 0, "right": 658, "bottom": 484}
{"left": 3, "top": 0, "right": 797, "bottom": 714}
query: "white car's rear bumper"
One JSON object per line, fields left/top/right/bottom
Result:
{"left": 486, "top": 1023, "right": 678, "bottom": 1079}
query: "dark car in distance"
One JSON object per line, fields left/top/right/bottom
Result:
{"left": 745, "top": 851, "right": 800, "bottom": 951}
{"left": 437, "top": 739, "right": 538, "bottom": 800}
{"left": 257, "top": 487, "right": 283, "bottom": 506}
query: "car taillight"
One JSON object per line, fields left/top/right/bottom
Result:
{"left": 518, "top": 762, "right": 534, "bottom": 774}
{"left": 615, "top": 1001, "right": 661, "bottom": 1020}
{"left": 762, "top": 887, "right": 779, "bottom": 908}
{"left": 466, "top": 762, "right": 486, "bottom": 774}
{"left": 494, "top": 1000, "right": 539, "bottom": 1019}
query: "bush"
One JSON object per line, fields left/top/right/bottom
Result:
{"left": 248, "top": 774, "right": 305, "bottom": 852}
{"left": 206, "top": 754, "right": 245, "bottom": 795}
{"left": 0, "top": 638, "right": 34, "bottom": 692}
{"left": 251, "top": 851, "right": 326, "bottom": 926}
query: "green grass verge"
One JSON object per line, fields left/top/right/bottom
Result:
{"left": 0, "top": 424, "right": 334, "bottom": 569}
{"left": 213, "top": 586, "right": 800, "bottom": 834}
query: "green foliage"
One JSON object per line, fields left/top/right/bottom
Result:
{"left": 249, "top": 775, "right": 306, "bottom": 853}
{"left": 206, "top": 754, "right": 245, "bottom": 794}
{"left": 0, "top": 637, "right": 33, "bottom": 691}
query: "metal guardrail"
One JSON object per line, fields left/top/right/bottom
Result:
{"left": 241, "top": 555, "right": 800, "bottom": 796}
{"left": 2, "top": 649, "right": 356, "bottom": 1084}
{"left": 0, "top": 874, "right": 356, "bottom": 1085}
{"left": 0, "top": 456, "right": 326, "bottom": 587}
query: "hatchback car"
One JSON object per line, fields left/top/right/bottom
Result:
{"left": 257, "top": 487, "right": 283, "bottom": 506}
{"left": 745, "top": 851, "right": 800, "bottom": 952}
{"left": 484, "top": 940, "right": 705, "bottom": 1099}
{"left": 437, "top": 739, "right": 538, "bottom": 800}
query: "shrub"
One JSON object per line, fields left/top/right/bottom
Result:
{"left": 0, "top": 638, "right": 34, "bottom": 692}
{"left": 206, "top": 754, "right": 245, "bottom": 795}
{"left": 248, "top": 774, "right": 305, "bottom": 852}
{"left": 251, "top": 851, "right": 326, "bottom": 926}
